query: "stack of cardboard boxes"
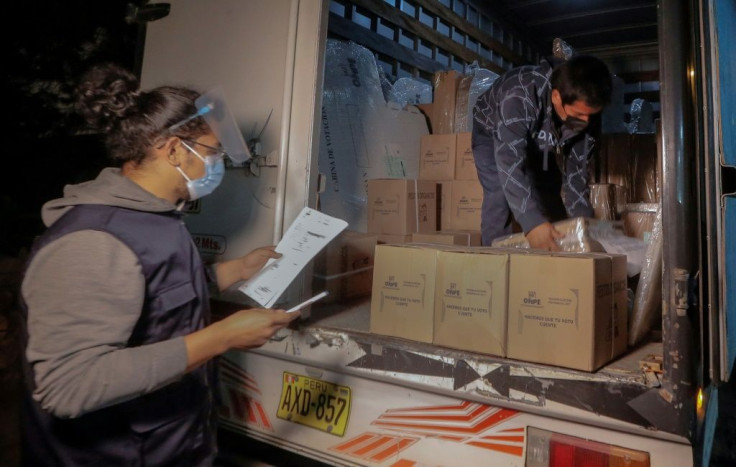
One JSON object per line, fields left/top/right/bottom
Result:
{"left": 312, "top": 230, "right": 379, "bottom": 304}
{"left": 363, "top": 70, "right": 484, "bottom": 248}
{"left": 369, "top": 243, "right": 629, "bottom": 372}
{"left": 419, "top": 131, "right": 482, "bottom": 233}
{"left": 420, "top": 70, "right": 484, "bottom": 239}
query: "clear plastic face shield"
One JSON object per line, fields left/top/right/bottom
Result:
{"left": 169, "top": 85, "right": 252, "bottom": 164}
{"left": 167, "top": 86, "right": 252, "bottom": 200}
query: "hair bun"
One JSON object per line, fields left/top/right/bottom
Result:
{"left": 75, "top": 63, "right": 141, "bottom": 132}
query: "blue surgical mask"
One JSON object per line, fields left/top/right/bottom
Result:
{"left": 176, "top": 141, "right": 226, "bottom": 200}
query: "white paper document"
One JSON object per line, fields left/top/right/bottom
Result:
{"left": 239, "top": 207, "right": 348, "bottom": 307}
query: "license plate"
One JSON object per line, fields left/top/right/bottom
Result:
{"left": 276, "top": 372, "right": 351, "bottom": 436}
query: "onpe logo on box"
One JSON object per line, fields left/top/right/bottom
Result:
{"left": 523, "top": 290, "right": 542, "bottom": 307}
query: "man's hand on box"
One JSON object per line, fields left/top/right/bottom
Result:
{"left": 526, "top": 222, "right": 564, "bottom": 251}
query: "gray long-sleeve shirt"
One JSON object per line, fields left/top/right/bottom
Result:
{"left": 22, "top": 168, "right": 189, "bottom": 418}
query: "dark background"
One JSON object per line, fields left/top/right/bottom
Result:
{"left": 1, "top": 0, "right": 139, "bottom": 257}
{"left": 0, "top": 4, "right": 138, "bottom": 463}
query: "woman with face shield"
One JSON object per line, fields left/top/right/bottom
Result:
{"left": 19, "top": 63, "right": 298, "bottom": 466}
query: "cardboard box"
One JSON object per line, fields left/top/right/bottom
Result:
{"left": 312, "top": 230, "right": 378, "bottom": 303}
{"left": 434, "top": 248, "right": 509, "bottom": 356}
{"left": 378, "top": 234, "right": 413, "bottom": 244}
{"left": 411, "top": 230, "right": 481, "bottom": 246}
{"left": 453, "top": 73, "right": 474, "bottom": 134}
{"left": 437, "top": 181, "right": 453, "bottom": 231}
{"left": 454, "top": 132, "right": 477, "bottom": 180}
{"left": 415, "top": 102, "right": 435, "bottom": 134}
{"left": 367, "top": 179, "right": 437, "bottom": 235}
{"left": 623, "top": 203, "right": 658, "bottom": 242}
{"left": 450, "top": 180, "right": 483, "bottom": 230}
{"left": 507, "top": 252, "right": 628, "bottom": 371}
{"left": 431, "top": 70, "right": 459, "bottom": 134}
{"left": 370, "top": 244, "right": 444, "bottom": 342}
{"left": 419, "top": 134, "right": 456, "bottom": 180}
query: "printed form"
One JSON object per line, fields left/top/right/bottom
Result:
{"left": 239, "top": 207, "right": 348, "bottom": 307}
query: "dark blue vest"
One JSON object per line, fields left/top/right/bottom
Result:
{"left": 21, "top": 204, "right": 216, "bottom": 466}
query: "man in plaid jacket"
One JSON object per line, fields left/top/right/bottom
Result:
{"left": 472, "top": 54, "right": 612, "bottom": 249}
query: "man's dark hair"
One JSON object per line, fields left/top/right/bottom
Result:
{"left": 551, "top": 55, "right": 612, "bottom": 108}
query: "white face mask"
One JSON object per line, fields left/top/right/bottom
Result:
{"left": 176, "top": 141, "right": 226, "bottom": 200}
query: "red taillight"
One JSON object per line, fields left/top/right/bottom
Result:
{"left": 550, "top": 440, "right": 609, "bottom": 467}
{"left": 527, "top": 426, "right": 650, "bottom": 467}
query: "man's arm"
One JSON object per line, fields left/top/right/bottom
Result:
{"left": 493, "top": 98, "right": 548, "bottom": 234}
{"left": 563, "top": 133, "right": 595, "bottom": 218}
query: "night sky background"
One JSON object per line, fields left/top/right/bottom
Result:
{"left": 1, "top": 1, "right": 139, "bottom": 258}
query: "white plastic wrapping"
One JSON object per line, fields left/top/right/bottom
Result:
{"left": 491, "top": 217, "right": 607, "bottom": 252}
{"left": 491, "top": 217, "right": 648, "bottom": 277}
{"left": 629, "top": 205, "right": 662, "bottom": 346}
{"left": 388, "top": 77, "right": 433, "bottom": 108}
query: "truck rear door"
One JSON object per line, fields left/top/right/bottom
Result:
{"left": 138, "top": 0, "right": 328, "bottom": 303}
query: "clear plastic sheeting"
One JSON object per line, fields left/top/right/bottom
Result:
{"left": 491, "top": 217, "right": 607, "bottom": 252}
{"left": 387, "top": 77, "right": 433, "bottom": 108}
{"left": 589, "top": 184, "right": 616, "bottom": 220}
{"left": 591, "top": 224, "right": 648, "bottom": 277}
{"left": 626, "top": 98, "right": 655, "bottom": 134}
{"left": 454, "top": 62, "right": 499, "bottom": 133}
{"left": 492, "top": 217, "right": 648, "bottom": 276}
{"left": 552, "top": 37, "right": 574, "bottom": 60}
{"left": 623, "top": 203, "right": 658, "bottom": 242}
{"left": 629, "top": 205, "right": 663, "bottom": 346}
{"left": 317, "top": 39, "right": 428, "bottom": 231}
{"left": 378, "top": 67, "right": 394, "bottom": 103}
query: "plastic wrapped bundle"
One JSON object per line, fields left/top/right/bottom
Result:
{"left": 491, "top": 217, "right": 606, "bottom": 252}
{"left": 626, "top": 98, "right": 655, "bottom": 134}
{"left": 552, "top": 37, "right": 574, "bottom": 60}
{"left": 589, "top": 184, "right": 617, "bottom": 220}
{"left": 629, "top": 206, "right": 662, "bottom": 346}
{"left": 388, "top": 77, "right": 433, "bottom": 109}
{"left": 623, "top": 203, "right": 658, "bottom": 241}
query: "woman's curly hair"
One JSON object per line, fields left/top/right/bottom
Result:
{"left": 75, "top": 62, "right": 210, "bottom": 165}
